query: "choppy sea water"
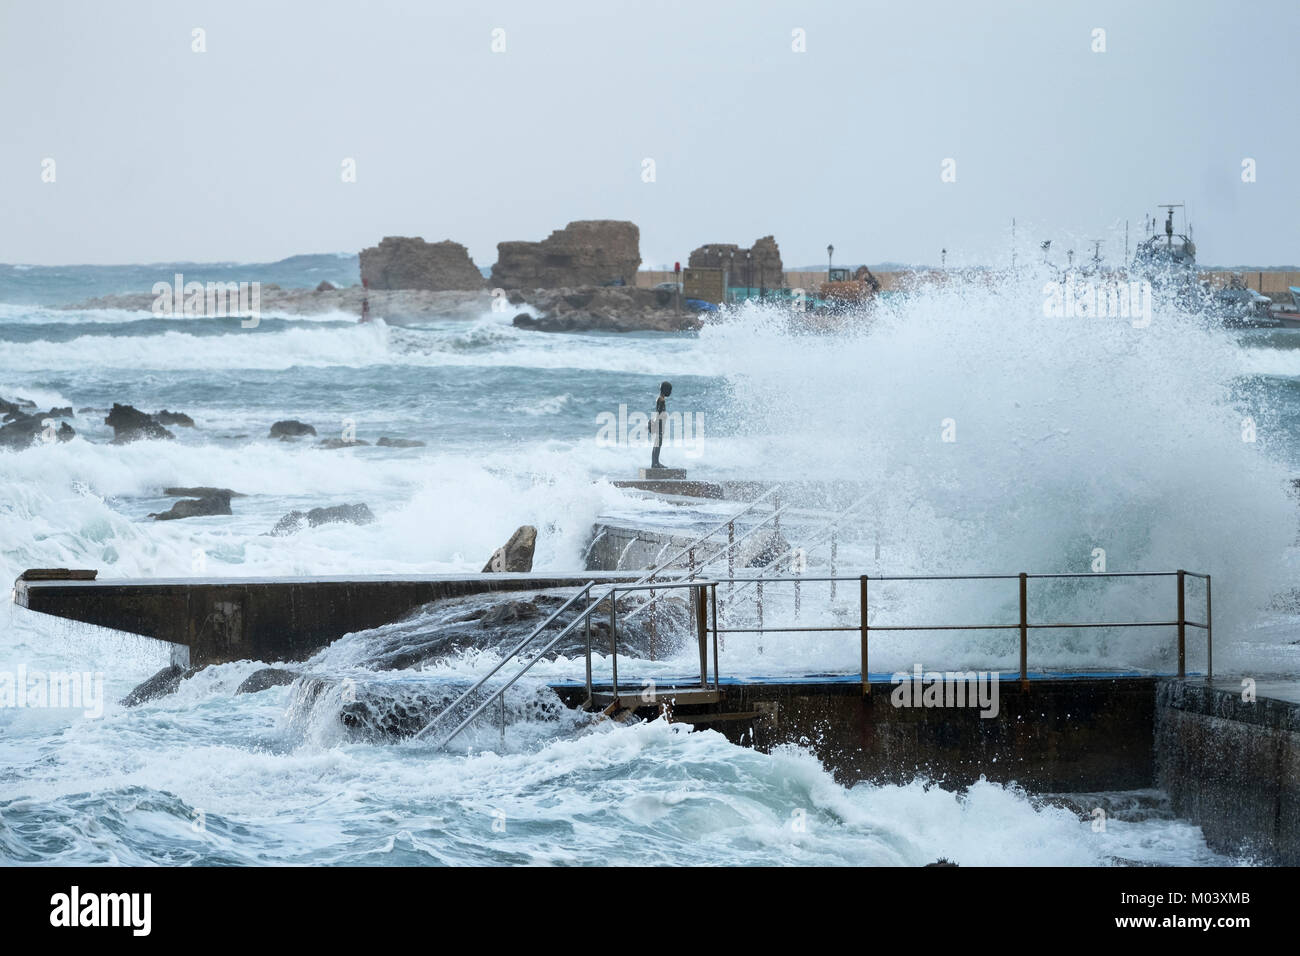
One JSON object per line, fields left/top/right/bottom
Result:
{"left": 2, "top": 259, "right": 1295, "bottom": 865}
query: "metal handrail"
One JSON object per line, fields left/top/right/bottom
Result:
{"left": 430, "top": 583, "right": 619, "bottom": 750}
{"left": 421, "top": 567, "right": 1211, "bottom": 752}
{"left": 641, "top": 484, "right": 783, "bottom": 577}
{"left": 622, "top": 505, "right": 793, "bottom": 627}
{"left": 721, "top": 491, "right": 874, "bottom": 605}
{"left": 587, "top": 579, "right": 720, "bottom": 700}
{"left": 620, "top": 487, "right": 786, "bottom": 628}
{"left": 708, "top": 569, "right": 1212, "bottom": 693}
{"left": 425, "top": 578, "right": 719, "bottom": 751}
{"left": 690, "top": 503, "right": 796, "bottom": 574}
{"left": 413, "top": 581, "right": 600, "bottom": 742}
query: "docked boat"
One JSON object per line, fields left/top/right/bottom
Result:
{"left": 1268, "top": 287, "right": 1300, "bottom": 328}
{"left": 1133, "top": 204, "right": 1286, "bottom": 328}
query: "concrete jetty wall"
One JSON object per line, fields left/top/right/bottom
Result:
{"left": 555, "top": 674, "right": 1299, "bottom": 860}
{"left": 556, "top": 676, "right": 1158, "bottom": 792}
{"left": 15, "top": 571, "right": 636, "bottom": 667}
{"left": 585, "top": 523, "right": 703, "bottom": 573}
{"left": 1156, "top": 679, "right": 1300, "bottom": 864}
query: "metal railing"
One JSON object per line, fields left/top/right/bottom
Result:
{"left": 413, "top": 582, "right": 602, "bottom": 746}
{"left": 416, "top": 578, "right": 718, "bottom": 750}
{"left": 624, "top": 485, "right": 871, "bottom": 642}
{"left": 417, "top": 566, "right": 1210, "bottom": 750}
{"left": 582, "top": 579, "right": 719, "bottom": 704}
{"left": 712, "top": 569, "right": 1212, "bottom": 693}
{"left": 642, "top": 484, "right": 784, "bottom": 579}
{"left": 621, "top": 485, "right": 784, "bottom": 653}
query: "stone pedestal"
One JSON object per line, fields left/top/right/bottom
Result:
{"left": 639, "top": 467, "right": 687, "bottom": 479}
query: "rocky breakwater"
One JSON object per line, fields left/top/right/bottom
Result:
{"left": 511, "top": 287, "right": 702, "bottom": 333}
{"left": 62, "top": 285, "right": 494, "bottom": 323}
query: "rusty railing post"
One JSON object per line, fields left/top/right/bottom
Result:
{"left": 610, "top": 593, "right": 619, "bottom": 701}
{"left": 696, "top": 584, "right": 708, "bottom": 689}
{"left": 1205, "top": 574, "right": 1213, "bottom": 680}
{"left": 648, "top": 572, "right": 657, "bottom": 661}
{"left": 1177, "top": 569, "right": 1186, "bottom": 679}
{"left": 830, "top": 529, "right": 838, "bottom": 601}
{"left": 860, "top": 574, "right": 869, "bottom": 695}
{"left": 756, "top": 579, "right": 764, "bottom": 653}
{"left": 1019, "top": 573, "right": 1028, "bottom": 688}
{"left": 727, "top": 521, "right": 735, "bottom": 586}
{"left": 711, "top": 582, "right": 720, "bottom": 685}
{"left": 584, "top": 588, "right": 593, "bottom": 700}
{"left": 793, "top": 556, "right": 802, "bottom": 617}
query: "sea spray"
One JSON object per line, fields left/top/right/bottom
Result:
{"left": 703, "top": 266, "right": 1297, "bottom": 674}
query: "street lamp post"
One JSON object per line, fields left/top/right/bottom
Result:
{"left": 827, "top": 243, "right": 834, "bottom": 279}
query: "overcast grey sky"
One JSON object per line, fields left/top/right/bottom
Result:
{"left": 2, "top": 0, "right": 1297, "bottom": 268}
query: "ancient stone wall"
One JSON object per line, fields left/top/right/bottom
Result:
{"left": 688, "top": 236, "right": 784, "bottom": 289}
{"left": 490, "top": 220, "right": 641, "bottom": 289}
{"left": 359, "top": 237, "right": 485, "bottom": 291}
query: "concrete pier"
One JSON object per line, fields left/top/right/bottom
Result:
{"left": 555, "top": 674, "right": 1158, "bottom": 792}
{"left": 550, "top": 672, "right": 1300, "bottom": 862}
{"left": 14, "top": 562, "right": 1297, "bottom": 862}
{"left": 585, "top": 522, "right": 703, "bottom": 572}
{"left": 14, "top": 569, "right": 635, "bottom": 667}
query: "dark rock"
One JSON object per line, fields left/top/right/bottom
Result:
{"left": 924, "top": 858, "right": 959, "bottom": 867}
{"left": 149, "top": 492, "right": 233, "bottom": 520}
{"left": 376, "top": 436, "right": 426, "bottom": 448}
{"left": 156, "top": 409, "right": 195, "bottom": 427}
{"left": 235, "top": 668, "right": 299, "bottom": 694}
{"left": 77, "top": 406, "right": 102, "bottom": 414}
{"left": 0, "top": 414, "right": 74, "bottom": 449}
{"left": 478, "top": 600, "right": 540, "bottom": 629}
{"left": 315, "top": 280, "right": 337, "bottom": 292}
{"left": 482, "top": 524, "right": 537, "bottom": 572}
{"left": 510, "top": 286, "right": 702, "bottom": 333}
{"left": 163, "top": 486, "right": 246, "bottom": 498}
{"left": 269, "top": 419, "right": 316, "bottom": 438}
{"left": 105, "top": 403, "right": 174, "bottom": 442}
{"left": 45, "top": 406, "right": 73, "bottom": 418}
{"left": 122, "top": 664, "right": 194, "bottom": 706}
{"left": 0, "top": 415, "right": 41, "bottom": 449}
{"left": 270, "top": 502, "right": 375, "bottom": 536}
{"left": 317, "top": 437, "right": 370, "bottom": 449}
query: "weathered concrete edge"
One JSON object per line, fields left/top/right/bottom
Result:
{"left": 14, "top": 571, "right": 646, "bottom": 668}
{"left": 556, "top": 676, "right": 1159, "bottom": 793}
{"left": 1155, "top": 678, "right": 1300, "bottom": 864}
